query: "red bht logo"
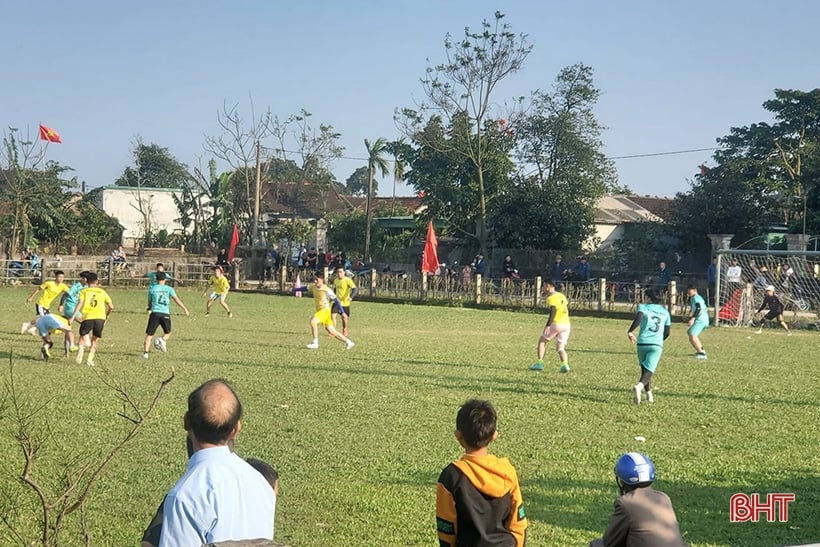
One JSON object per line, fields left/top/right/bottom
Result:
{"left": 730, "top": 493, "right": 795, "bottom": 522}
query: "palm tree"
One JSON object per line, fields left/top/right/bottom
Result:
{"left": 364, "top": 138, "right": 389, "bottom": 262}
{"left": 386, "top": 138, "right": 408, "bottom": 218}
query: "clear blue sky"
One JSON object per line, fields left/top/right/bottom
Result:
{"left": 4, "top": 0, "right": 819, "bottom": 198}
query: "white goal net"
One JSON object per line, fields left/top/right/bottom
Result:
{"left": 714, "top": 250, "right": 820, "bottom": 328}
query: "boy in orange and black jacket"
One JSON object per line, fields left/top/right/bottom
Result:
{"left": 436, "top": 399, "right": 527, "bottom": 547}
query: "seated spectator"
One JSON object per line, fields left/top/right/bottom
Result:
{"left": 501, "top": 255, "right": 518, "bottom": 288}
{"left": 111, "top": 245, "right": 126, "bottom": 263}
{"left": 216, "top": 249, "right": 230, "bottom": 267}
{"left": 305, "top": 248, "right": 318, "bottom": 270}
{"left": 573, "top": 256, "right": 591, "bottom": 281}
{"left": 472, "top": 253, "right": 486, "bottom": 277}
{"left": 590, "top": 452, "right": 688, "bottom": 547}
{"left": 657, "top": 261, "right": 670, "bottom": 287}
{"left": 550, "top": 255, "right": 567, "bottom": 283}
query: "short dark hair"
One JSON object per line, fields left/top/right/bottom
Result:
{"left": 544, "top": 280, "right": 556, "bottom": 288}
{"left": 186, "top": 379, "right": 243, "bottom": 445}
{"left": 54, "top": 270, "right": 64, "bottom": 276}
{"left": 646, "top": 288, "right": 662, "bottom": 303}
{"left": 85, "top": 272, "right": 99, "bottom": 284}
{"left": 687, "top": 285, "right": 697, "bottom": 291}
{"left": 156, "top": 262, "right": 164, "bottom": 268}
{"left": 246, "top": 458, "right": 279, "bottom": 489}
{"left": 156, "top": 271, "right": 167, "bottom": 281}
{"left": 315, "top": 271, "right": 325, "bottom": 279}
{"left": 456, "top": 399, "right": 497, "bottom": 450}
{"left": 79, "top": 270, "right": 91, "bottom": 279}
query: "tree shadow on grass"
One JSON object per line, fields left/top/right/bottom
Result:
{"left": 523, "top": 472, "right": 820, "bottom": 547}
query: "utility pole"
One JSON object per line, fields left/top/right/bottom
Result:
{"left": 252, "top": 140, "right": 261, "bottom": 243}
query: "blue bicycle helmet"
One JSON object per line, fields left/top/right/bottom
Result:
{"left": 614, "top": 452, "right": 655, "bottom": 488}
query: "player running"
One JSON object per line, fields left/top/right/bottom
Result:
{"left": 686, "top": 285, "right": 709, "bottom": 359}
{"left": 142, "top": 272, "right": 190, "bottom": 359}
{"left": 58, "top": 270, "right": 91, "bottom": 324}
{"left": 31, "top": 313, "right": 76, "bottom": 360}
{"left": 627, "top": 289, "right": 671, "bottom": 404}
{"left": 70, "top": 273, "right": 114, "bottom": 367}
{"left": 202, "top": 266, "right": 232, "bottom": 317}
{"left": 293, "top": 271, "right": 354, "bottom": 350}
{"left": 22, "top": 270, "right": 69, "bottom": 335}
{"left": 332, "top": 266, "right": 358, "bottom": 337}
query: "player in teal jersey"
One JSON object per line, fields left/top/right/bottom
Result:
{"left": 627, "top": 289, "right": 671, "bottom": 405}
{"left": 142, "top": 272, "right": 189, "bottom": 359}
{"left": 686, "top": 286, "right": 709, "bottom": 359}
{"left": 58, "top": 271, "right": 91, "bottom": 323}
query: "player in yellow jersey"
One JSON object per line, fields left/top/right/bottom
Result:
{"left": 293, "top": 271, "right": 354, "bottom": 350}
{"left": 202, "top": 266, "right": 232, "bottom": 317}
{"left": 529, "top": 280, "right": 571, "bottom": 373}
{"left": 69, "top": 273, "right": 114, "bottom": 366}
{"left": 332, "top": 266, "right": 358, "bottom": 337}
{"left": 30, "top": 312, "right": 76, "bottom": 360}
{"left": 22, "top": 270, "right": 69, "bottom": 334}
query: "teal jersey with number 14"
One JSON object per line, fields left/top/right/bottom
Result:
{"left": 636, "top": 303, "right": 671, "bottom": 346}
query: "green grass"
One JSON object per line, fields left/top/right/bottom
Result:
{"left": 0, "top": 287, "right": 818, "bottom": 546}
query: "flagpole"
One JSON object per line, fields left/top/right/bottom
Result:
{"left": 38, "top": 123, "right": 47, "bottom": 169}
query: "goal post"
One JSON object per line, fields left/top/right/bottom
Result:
{"left": 714, "top": 249, "right": 820, "bottom": 327}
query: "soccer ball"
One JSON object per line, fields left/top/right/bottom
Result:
{"left": 153, "top": 338, "right": 163, "bottom": 350}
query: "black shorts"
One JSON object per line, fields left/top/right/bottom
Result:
{"left": 764, "top": 310, "right": 782, "bottom": 321}
{"left": 79, "top": 319, "right": 106, "bottom": 338}
{"left": 335, "top": 306, "right": 351, "bottom": 317}
{"left": 146, "top": 313, "right": 171, "bottom": 336}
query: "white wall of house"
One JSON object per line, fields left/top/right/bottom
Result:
{"left": 95, "top": 186, "right": 183, "bottom": 248}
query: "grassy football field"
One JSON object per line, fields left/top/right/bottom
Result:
{"left": 0, "top": 286, "right": 818, "bottom": 546}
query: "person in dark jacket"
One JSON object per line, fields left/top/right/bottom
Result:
{"left": 754, "top": 285, "right": 791, "bottom": 335}
{"left": 590, "top": 452, "right": 688, "bottom": 547}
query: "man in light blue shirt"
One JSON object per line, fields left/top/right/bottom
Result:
{"left": 158, "top": 380, "right": 276, "bottom": 547}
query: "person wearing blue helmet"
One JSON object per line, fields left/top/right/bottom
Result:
{"left": 590, "top": 452, "right": 688, "bottom": 547}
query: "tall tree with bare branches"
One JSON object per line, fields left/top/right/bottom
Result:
{"left": 397, "top": 11, "right": 531, "bottom": 252}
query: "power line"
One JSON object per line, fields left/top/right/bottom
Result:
{"left": 263, "top": 145, "right": 720, "bottom": 164}
{"left": 608, "top": 147, "right": 719, "bottom": 160}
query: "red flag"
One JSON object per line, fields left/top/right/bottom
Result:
{"left": 227, "top": 224, "right": 239, "bottom": 263}
{"left": 421, "top": 221, "right": 440, "bottom": 274}
{"left": 39, "top": 124, "right": 62, "bottom": 143}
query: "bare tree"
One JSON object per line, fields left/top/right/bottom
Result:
{"left": 269, "top": 109, "right": 348, "bottom": 215}
{"left": 0, "top": 358, "right": 174, "bottom": 546}
{"left": 204, "top": 99, "right": 274, "bottom": 243}
{"left": 396, "top": 11, "right": 531, "bottom": 252}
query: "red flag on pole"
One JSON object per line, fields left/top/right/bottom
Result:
{"left": 227, "top": 224, "right": 240, "bottom": 263}
{"left": 39, "top": 124, "right": 62, "bottom": 143}
{"left": 421, "top": 221, "right": 440, "bottom": 274}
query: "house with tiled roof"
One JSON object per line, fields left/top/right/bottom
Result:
{"left": 593, "top": 194, "right": 673, "bottom": 249}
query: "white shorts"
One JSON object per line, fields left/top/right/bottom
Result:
{"left": 210, "top": 292, "right": 227, "bottom": 301}
{"left": 541, "top": 323, "right": 571, "bottom": 351}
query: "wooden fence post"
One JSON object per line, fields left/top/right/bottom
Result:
{"left": 598, "top": 277, "right": 606, "bottom": 312}
{"left": 534, "top": 276, "right": 542, "bottom": 307}
{"left": 370, "top": 268, "right": 376, "bottom": 296}
{"left": 475, "top": 274, "right": 482, "bottom": 305}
